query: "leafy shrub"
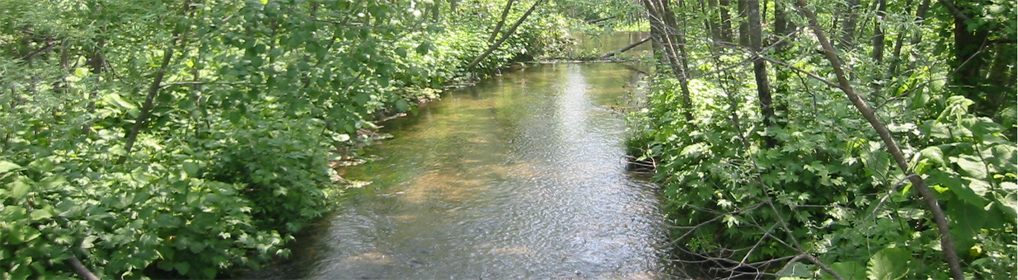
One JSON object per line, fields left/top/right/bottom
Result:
{"left": 628, "top": 72, "right": 1017, "bottom": 278}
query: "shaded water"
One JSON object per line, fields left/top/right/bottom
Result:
{"left": 248, "top": 62, "right": 670, "bottom": 279}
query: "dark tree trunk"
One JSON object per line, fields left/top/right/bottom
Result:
{"left": 748, "top": 0, "right": 775, "bottom": 147}
{"left": 705, "top": 0, "right": 724, "bottom": 43}
{"left": 871, "top": 0, "right": 888, "bottom": 96}
{"left": 772, "top": 0, "right": 794, "bottom": 128}
{"left": 839, "top": 0, "right": 860, "bottom": 48}
{"left": 737, "top": 0, "right": 749, "bottom": 47}
{"left": 719, "top": 0, "right": 734, "bottom": 43}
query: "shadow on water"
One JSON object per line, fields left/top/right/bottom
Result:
{"left": 243, "top": 62, "right": 682, "bottom": 279}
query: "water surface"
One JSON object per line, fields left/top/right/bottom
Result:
{"left": 249, "top": 63, "right": 669, "bottom": 279}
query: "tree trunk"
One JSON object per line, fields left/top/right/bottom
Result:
{"left": 748, "top": 0, "right": 775, "bottom": 147}
{"left": 888, "top": 0, "right": 928, "bottom": 76}
{"left": 839, "top": 0, "right": 860, "bottom": 48}
{"left": 719, "top": 0, "right": 734, "bottom": 43}
{"left": 117, "top": 1, "right": 190, "bottom": 165}
{"left": 772, "top": 0, "right": 794, "bottom": 128}
{"left": 643, "top": 0, "right": 694, "bottom": 121}
{"left": 487, "top": 0, "right": 515, "bottom": 44}
{"left": 467, "top": 0, "right": 542, "bottom": 70}
{"left": 705, "top": 0, "right": 724, "bottom": 43}
{"left": 431, "top": 2, "right": 440, "bottom": 22}
{"left": 737, "top": 0, "right": 749, "bottom": 47}
{"left": 871, "top": 0, "right": 887, "bottom": 96}
{"left": 601, "top": 37, "right": 650, "bottom": 59}
{"left": 793, "top": 1, "right": 965, "bottom": 278}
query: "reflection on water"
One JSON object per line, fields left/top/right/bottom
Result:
{"left": 247, "top": 63, "right": 670, "bottom": 279}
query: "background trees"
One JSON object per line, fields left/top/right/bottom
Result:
{"left": 628, "top": 0, "right": 1016, "bottom": 278}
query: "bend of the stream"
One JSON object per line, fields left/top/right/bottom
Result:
{"left": 247, "top": 34, "right": 672, "bottom": 280}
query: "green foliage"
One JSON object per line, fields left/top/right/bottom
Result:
{"left": 628, "top": 2, "right": 1017, "bottom": 275}
{"left": 0, "top": 0, "right": 575, "bottom": 278}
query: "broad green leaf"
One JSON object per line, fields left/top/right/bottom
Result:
{"left": 30, "top": 206, "right": 54, "bottom": 221}
{"left": 395, "top": 99, "right": 410, "bottom": 112}
{"left": 355, "top": 93, "right": 369, "bottom": 105}
{"left": 930, "top": 170, "right": 987, "bottom": 206}
{"left": 778, "top": 262, "right": 814, "bottom": 278}
{"left": 187, "top": 191, "right": 202, "bottom": 207}
{"left": 867, "top": 248, "right": 912, "bottom": 280}
{"left": 175, "top": 261, "right": 191, "bottom": 276}
{"left": 332, "top": 133, "right": 351, "bottom": 142}
{"left": 415, "top": 42, "right": 432, "bottom": 55}
{"left": 106, "top": 93, "right": 140, "bottom": 117}
{"left": 9, "top": 224, "right": 42, "bottom": 245}
{"left": 955, "top": 155, "right": 988, "bottom": 179}
{"left": 948, "top": 200, "right": 987, "bottom": 256}
{"left": 183, "top": 161, "right": 200, "bottom": 178}
{"left": 39, "top": 175, "right": 66, "bottom": 190}
{"left": 995, "top": 190, "right": 1018, "bottom": 219}
{"left": 10, "top": 178, "right": 31, "bottom": 199}
{"left": 204, "top": 268, "right": 218, "bottom": 279}
{"left": 81, "top": 235, "right": 98, "bottom": 249}
{"left": 918, "top": 146, "right": 946, "bottom": 167}
{"left": 0, "top": 161, "right": 21, "bottom": 173}
{"left": 395, "top": 47, "right": 407, "bottom": 58}
{"left": 825, "top": 262, "right": 866, "bottom": 280}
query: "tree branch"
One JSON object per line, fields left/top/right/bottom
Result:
{"left": 935, "top": 0, "right": 970, "bottom": 21}
{"left": 466, "top": 0, "right": 543, "bottom": 70}
{"left": 792, "top": 1, "right": 965, "bottom": 279}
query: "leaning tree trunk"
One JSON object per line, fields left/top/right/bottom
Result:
{"left": 793, "top": 1, "right": 966, "bottom": 278}
{"left": 643, "top": 0, "right": 694, "bottom": 121}
{"left": 486, "top": 0, "right": 515, "bottom": 44}
{"left": 467, "top": 0, "right": 541, "bottom": 70}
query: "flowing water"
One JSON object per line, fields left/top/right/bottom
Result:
{"left": 246, "top": 37, "right": 671, "bottom": 279}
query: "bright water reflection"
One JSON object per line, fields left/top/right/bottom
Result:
{"left": 248, "top": 63, "right": 669, "bottom": 279}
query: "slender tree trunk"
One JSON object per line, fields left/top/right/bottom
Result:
{"left": 450, "top": 0, "right": 458, "bottom": 13}
{"left": 431, "top": 2, "right": 440, "bottom": 22}
{"left": 705, "top": 0, "right": 724, "bottom": 43}
{"left": 951, "top": 6, "right": 989, "bottom": 87}
{"left": 467, "top": 0, "right": 542, "bottom": 70}
{"left": 719, "top": 0, "right": 734, "bottom": 43}
{"left": 839, "top": 0, "right": 860, "bottom": 48}
{"left": 793, "top": 1, "right": 965, "bottom": 278}
{"left": 643, "top": 0, "right": 694, "bottom": 121}
{"left": 748, "top": 0, "right": 775, "bottom": 147}
{"left": 487, "top": 0, "right": 516, "bottom": 44}
{"left": 987, "top": 44, "right": 1015, "bottom": 86}
{"left": 871, "top": 0, "right": 887, "bottom": 96}
{"left": 117, "top": 1, "right": 190, "bottom": 165}
{"left": 737, "top": 0, "right": 749, "bottom": 47}
{"left": 772, "top": 0, "right": 794, "bottom": 128}
{"left": 601, "top": 37, "right": 650, "bottom": 59}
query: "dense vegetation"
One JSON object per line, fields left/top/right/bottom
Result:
{"left": 627, "top": 0, "right": 1016, "bottom": 279}
{"left": 0, "top": 0, "right": 582, "bottom": 278}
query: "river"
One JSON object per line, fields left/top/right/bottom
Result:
{"left": 245, "top": 33, "right": 672, "bottom": 279}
